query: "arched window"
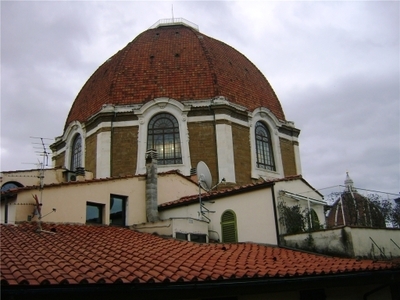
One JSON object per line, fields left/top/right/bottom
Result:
{"left": 147, "top": 113, "right": 182, "bottom": 165}
{"left": 1, "top": 181, "right": 23, "bottom": 192}
{"left": 221, "top": 210, "right": 238, "bottom": 243}
{"left": 255, "top": 121, "right": 275, "bottom": 171}
{"left": 70, "top": 134, "right": 82, "bottom": 171}
{"left": 309, "top": 208, "right": 321, "bottom": 230}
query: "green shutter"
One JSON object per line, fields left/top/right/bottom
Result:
{"left": 221, "top": 210, "right": 238, "bottom": 243}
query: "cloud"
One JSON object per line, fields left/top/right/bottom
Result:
{"left": 1, "top": 1, "right": 398, "bottom": 197}
{"left": 292, "top": 70, "right": 399, "bottom": 194}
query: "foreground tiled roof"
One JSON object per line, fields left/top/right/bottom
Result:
{"left": 1, "top": 223, "right": 397, "bottom": 286}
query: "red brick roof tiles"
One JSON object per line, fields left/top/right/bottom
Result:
{"left": 1, "top": 169, "right": 191, "bottom": 195}
{"left": 1, "top": 223, "right": 397, "bottom": 286}
{"left": 65, "top": 24, "right": 285, "bottom": 128}
{"left": 159, "top": 175, "right": 304, "bottom": 210}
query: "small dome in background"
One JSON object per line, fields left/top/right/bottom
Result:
{"left": 327, "top": 173, "right": 385, "bottom": 228}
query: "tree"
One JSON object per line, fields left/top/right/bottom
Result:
{"left": 369, "top": 194, "right": 393, "bottom": 225}
{"left": 278, "top": 202, "right": 306, "bottom": 234}
{"left": 392, "top": 201, "right": 400, "bottom": 228}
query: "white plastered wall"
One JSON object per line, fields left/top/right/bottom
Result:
{"left": 274, "top": 179, "right": 326, "bottom": 233}
{"left": 293, "top": 142, "right": 302, "bottom": 175}
{"left": 160, "top": 187, "right": 278, "bottom": 245}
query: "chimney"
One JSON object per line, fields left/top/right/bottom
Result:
{"left": 145, "top": 149, "right": 159, "bottom": 222}
{"left": 75, "top": 167, "right": 86, "bottom": 182}
{"left": 190, "top": 167, "right": 198, "bottom": 184}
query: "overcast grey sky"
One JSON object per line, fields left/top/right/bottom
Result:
{"left": 1, "top": 1, "right": 399, "bottom": 198}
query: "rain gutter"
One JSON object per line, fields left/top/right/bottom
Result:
{"left": 3, "top": 270, "right": 399, "bottom": 300}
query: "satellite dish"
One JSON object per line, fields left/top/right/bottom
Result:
{"left": 197, "top": 161, "right": 212, "bottom": 191}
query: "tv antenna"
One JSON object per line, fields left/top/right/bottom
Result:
{"left": 30, "top": 136, "right": 51, "bottom": 168}
{"left": 196, "top": 161, "right": 215, "bottom": 222}
{"left": 32, "top": 193, "right": 56, "bottom": 233}
{"left": 30, "top": 136, "right": 53, "bottom": 232}
{"left": 30, "top": 136, "right": 52, "bottom": 189}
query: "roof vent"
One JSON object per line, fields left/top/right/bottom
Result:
{"left": 190, "top": 168, "right": 197, "bottom": 176}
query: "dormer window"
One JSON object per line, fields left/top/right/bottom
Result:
{"left": 147, "top": 113, "right": 182, "bottom": 165}
{"left": 255, "top": 121, "right": 275, "bottom": 171}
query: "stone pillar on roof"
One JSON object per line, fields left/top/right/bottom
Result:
{"left": 146, "top": 149, "right": 159, "bottom": 222}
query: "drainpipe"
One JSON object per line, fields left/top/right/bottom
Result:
{"left": 271, "top": 184, "right": 281, "bottom": 246}
{"left": 146, "top": 149, "right": 159, "bottom": 222}
{"left": 110, "top": 106, "right": 116, "bottom": 177}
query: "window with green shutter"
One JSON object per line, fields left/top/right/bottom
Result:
{"left": 221, "top": 210, "right": 238, "bottom": 243}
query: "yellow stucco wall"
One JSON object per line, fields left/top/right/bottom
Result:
{"left": 10, "top": 173, "right": 198, "bottom": 226}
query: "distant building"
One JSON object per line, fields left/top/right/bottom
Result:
{"left": 282, "top": 173, "right": 400, "bottom": 260}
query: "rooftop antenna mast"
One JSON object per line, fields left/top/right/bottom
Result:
{"left": 30, "top": 136, "right": 51, "bottom": 190}
{"left": 196, "top": 161, "right": 215, "bottom": 222}
{"left": 171, "top": 4, "right": 174, "bottom": 22}
{"left": 30, "top": 136, "right": 52, "bottom": 231}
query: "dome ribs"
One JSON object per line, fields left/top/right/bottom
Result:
{"left": 194, "top": 31, "right": 220, "bottom": 97}
{"left": 65, "top": 24, "right": 286, "bottom": 127}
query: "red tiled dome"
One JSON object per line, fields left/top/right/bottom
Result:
{"left": 327, "top": 192, "right": 386, "bottom": 228}
{"left": 65, "top": 23, "right": 285, "bottom": 128}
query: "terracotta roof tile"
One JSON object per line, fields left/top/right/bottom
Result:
{"left": 1, "top": 223, "right": 398, "bottom": 286}
{"left": 159, "top": 175, "right": 306, "bottom": 210}
{"left": 1, "top": 170, "right": 192, "bottom": 195}
{"left": 65, "top": 25, "right": 285, "bottom": 128}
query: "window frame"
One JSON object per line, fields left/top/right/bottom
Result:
{"left": 70, "top": 134, "right": 82, "bottom": 172}
{"left": 110, "top": 194, "right": 127, "bottom": 226}
{"left": 189, "top": 233, "right": 207, "bottom": 243}
{"left": 147, "top": 113, "right": 182, "bottom": 165}
{"left": 60, "top": 121, "right": 85, "bottom": 173}
{"left": 135, "top": 98, "right": 191, "bottom": 176}
{"left": 1, "top": 181, "right": 24, "bottom": 192}
{"left": 249, "top": 110, "right": 283, "bottom": 180}
{"left": 86, "top": 202, "right": 104, "bottom": 224}
{"left": 255, "top": 121, "right": 275, "bottom": 171}
{"left": 221, "top": 210, "right": 238, "bottom": 243}
{"left": 175, "top": 232, "right": 188, "bottom": 241}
